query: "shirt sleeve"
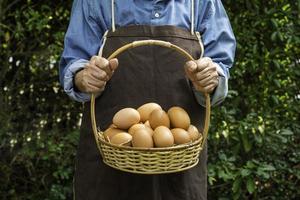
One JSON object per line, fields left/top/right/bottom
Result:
{"left": 59, "top": 0, "right": 104, "bottom": 102}
{"left": 194, "top": 0, "right": 236, "bottom": 107}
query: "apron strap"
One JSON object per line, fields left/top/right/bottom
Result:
{"left": 191, "top": 0, "right": 195, "bottom": 35}
{"left": 111, "top": 0, "right": 116, "bottom": 32}
{"left": 98, "top": 30, "right": 109, "bottom": 56}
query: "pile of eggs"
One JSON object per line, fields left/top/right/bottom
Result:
{"left": 103, "top": 103, "right": 202, "bottom": 148}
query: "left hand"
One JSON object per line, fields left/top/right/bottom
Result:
{"left": 184, "top": 57, "right": 219, "bottom": 94}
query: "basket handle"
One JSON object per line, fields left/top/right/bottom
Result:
{"left": 90, "top": 40, "right": 210, "bottom": 149}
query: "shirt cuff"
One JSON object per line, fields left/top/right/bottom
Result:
{"left": 63, "top": 59, "right": 91, "bottom": 102}
{"left": 193, "top": 63, "right": 228, "bottom": 107}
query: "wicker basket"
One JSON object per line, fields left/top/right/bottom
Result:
{"left": 90, "top": 40, "right": 211, "bottom": 174}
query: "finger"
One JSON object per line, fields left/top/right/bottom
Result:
{"left": 193, "top": 71, "right": 211, "bottom": 82}
{"left": 94, "top": 57, "right": 112, "bottom": 76}
{"left": 196, "top": 74, "right": 215, "bottom": 86}
{"left": 87, "top": 64, "right": 109, "bottom": 81}
{"left": 85, "top": 83, "right": 105, "bottom": 94}
{"left": 90, "top": 56, "right": 98, "bottom": 63}
{"left": 197, "top": 63, "right": 217, "bottom": 76}
{"left": 90, "top": 56, "right": 99, "bottom": 67}
{"left": 85, "top": 71, "right": 107, "bottom": 87}
{"left": 203, "top": 81, "right": 218, "bottom": 93}
{"left": 202, "top": 78, "right": 218, "bottom": 88}
{"left": 193, "top": 64, "right": 218, "bottom": 81}
{"left": 87, "top": 78, "right": 106, "bottom": 91}
{"left": 184, "top": 61, "right": 198, "bottom": 81}
{"left": 195, "top": 57, "right": 212, "bottom": 72}
{"left": 109, "top": 58, "right": 119, "bottom": 71}
{"left": 184, "top": 61, "right": 198, "bottom": 73}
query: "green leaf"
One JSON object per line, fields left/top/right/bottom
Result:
{"left": 208, "top": 176, "right": 216, "bottom": 185}
{"left": 241, "top": 169, "right": 251, "bottom": 177}
{"left": 258, "top": 125, "right": 264, "bottom": 134}
{"left": 273, "top": 60, "right": 281, "bottom": 69}
{"left": 273, "top": 79, "right": 281, "bottom": 88}
{"left": 261, "top": 164, "right": 276, "bottom": 171}
{"left": 271, "top": 32, "right": 277, "bottom": 41}
{"left": 280, "top": 129, "right": 294, "bottom": 136}
{"left": 246, "top": 161, "right": 257, "bottom": 169}
{"left": 278, "top": 32, "right": 284, "bottom": 41}
{"left": 270, "top": 19, "right": 278, "bottom": 29}
{"left": 257, "top": 169, "right": 270, "bottom": 179}
{"left": 246, "top": 178, "right": 255, "bottom": 194}
{"left": 271, "top": 95, "right": 279, "bottom": 104}
{"left": 232, "top": 178, "right": 242, "bottom": 193}
{"left": 254, "top": 134, "right": 263, "bottom": 144}
{"left": 241, "top": 133, "right": 252, "bottom": 152}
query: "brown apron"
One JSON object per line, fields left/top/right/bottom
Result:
{"left": 75, "top": 25, "right": 207, "bottom": 200}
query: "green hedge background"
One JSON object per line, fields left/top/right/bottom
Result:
{"left": 0, "top": 0, "right": 299, "bottom": 199}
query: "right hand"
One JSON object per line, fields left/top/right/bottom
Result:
{"left": 74, "top": 56, "right": 119, "bottom": 94}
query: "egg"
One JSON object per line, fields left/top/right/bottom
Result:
{"left": 149, "top": 109, "right": 170, "bottom": 129}
{"left": 167, "top": 107, "right": 191, "bottom": 130}
{"left": 171, "top": 128, "right": 192, "bottom": 144}
{"left": 109, "top": 124, "right": 117, "bottom": 128}
{"left": 128, "top": 123, "right": 145, "bottom": 135}
{"left": 187, "top": 125, "right": 202, "bottom": 141}
{"left": 128, "top": 123, "right": 154, "bottom": 136}
{"left": 132, "top": 129, "right": 154, "bottom": 148}
{"left": 144, "top": 120, "right": 151, "bottom": 127}
{"left": 103, "top": 127, "right": 125, "bottom": 142}
{"left": 110, "top": 132, "right": 132, "bottom": 146}
{"left": 137, "top": 103, "right": 162, "bottom": 122}
{"left": 113, "top": 108, "right": 140, "bottom": 129}
{"left": 153, "top": 126, "right": 174, "bottom": 147}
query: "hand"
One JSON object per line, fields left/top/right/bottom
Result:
{"left": 74, "top": 56, "right": 119, "bottom": 94}
{"left": 184, "top": 57, "right": 219, "bottom": 94}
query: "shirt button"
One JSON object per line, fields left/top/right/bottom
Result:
{"left": 154, "top": 13, "right": 160, "bottom": 18}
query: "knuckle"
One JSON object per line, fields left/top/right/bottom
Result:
{"left": 212, "top": 63, "right": 217, "bottom": 69}
{"left": 205, "top": 57, "right": 212, "bottom": 62}
{"left": 100, "top": 71, "right": 108, "bottom": 78}
{"left": 195, "top": 59, "right": 201, "bottom": 66}
{"left": 91, "top": 56, "right": 98, "bottom": 63}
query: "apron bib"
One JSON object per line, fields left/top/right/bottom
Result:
{"left": 75, "top": 25, "right": 207, "bottom": 200}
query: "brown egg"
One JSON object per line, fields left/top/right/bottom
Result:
{"left": 110, "top": 132, "right": 132, "bottom": 146}
{"left": 132, "top": 129, "right": 154, "bottom": 148}
{"left": 137, "top": 103, "right": 162, "bottom": 122}
{"left": 113, "top": 108, "right": 140, "bottom": 129}
{"left": 128, "top": 123, "right": 154, "bottom": 136}
{"left": 153, "top": 126, "right": 174, "bottom": 147}
{"left": 103, "top": 127, "right": 125, "bottom": 142}
{"left": 149, "top": 109, "right": 170, "bottom": 129}
{"left": 168, "top": 107, "right": 191, "bottom": 130}
{"left": 144, "top": 126, "right": 154, "bottom": 136}
{"left": 144, "top": 120, "right": 151, "bottom": 127}
{"left": 128, "top": 124, "right": 145, "bottom": 135}
{"left": 171, "top": 128, "right": 192, "bottom": 144}
{"left": 109, "top": 124, "right": 117, "bottom": 128}
{"left": 187, "top": 125, "right": 202, "bottom": 141}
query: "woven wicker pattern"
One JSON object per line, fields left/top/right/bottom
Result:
{"left": 96, "top": 132, "right": 203, "bottom": 174}
{"left": 91, "top": 40, "right": 211, "bottom": 174}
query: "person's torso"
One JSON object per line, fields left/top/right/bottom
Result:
{"left": 85, "top": 0, "right": 207, "bottom": 32}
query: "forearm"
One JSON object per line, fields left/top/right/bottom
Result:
{"left": 60, "top": 58, "right": 91, "bottom": 102}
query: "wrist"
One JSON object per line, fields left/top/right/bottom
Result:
{"left": 74, "top": 68, "right": 84, "bottom": 92}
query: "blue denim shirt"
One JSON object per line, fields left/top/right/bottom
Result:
{"left": 59, "top": 0, "right": 236, "bottom": 106}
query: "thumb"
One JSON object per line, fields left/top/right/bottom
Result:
{"left": 109, "top": 58, "right": 119, "bottom": 71}
{"left": 184, "top": 61, "right": 197, "bottom": 73}
{"left": 184, "top": 61, "right": 197, "bottom": 81}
